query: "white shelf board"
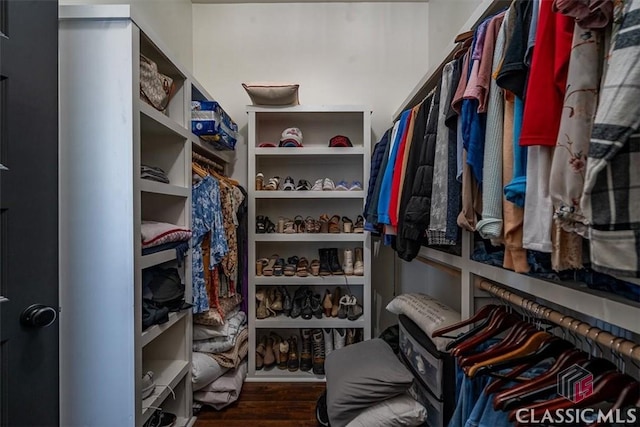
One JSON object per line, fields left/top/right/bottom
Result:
{"left": 191, "top": 136, "right": 235, "bottom": 165}
{"left": 141, "top": 360, "right": 189, "bottom": 425}
{"left": 139, "top": 180, "right": 189, "bottom": 197}
{"left": 139, "top": 101, "right": 191, "bottom": 140}
{"left": 256, "top": 315, "right": 365, "bottom": 329}
{"left": 254, "top": 276, "right": 365, "bottom": 285}
{"left": 248, "top": 370, "right": 326, "bottom": 383}
{"left": 247, "top": 104, "right": 369, "bottom": 113}
{"left": 140, "top": 249, "right": 178, "bottom": 270}
{"left": 141, "top": 311, "right": 188, "bottom": 348}
{"left": 255, "top": 233, "right": 366, "bottom": 242}
{"left": 59, "top": 4, "right": 131, "bottom": 20}
{"left": 471, "top": 261, "right": 640, "bottom": 334}
{"left": 255, "top": 191, "right": 365, "bottom": 199}
{"left": 254, "top": 147, "right": 364, "bottom": 156}
{"left": 417, "top": 246, "right": 463, "bottom": 270}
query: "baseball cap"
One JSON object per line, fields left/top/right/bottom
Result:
{"left": 329, "top": 135, "right": 353, "bottom": 147}
{"left": 258, "top": 142, "right": 277, "bottom": 147}
{"left": 279, "top": 127, "right": 303, "bottom": 147}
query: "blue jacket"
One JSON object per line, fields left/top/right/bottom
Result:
{"left": 364, "top": 130, "right": 391, "bottom": 226}
{"left": 377, "top": 111, "right": 410, "bottom": 225}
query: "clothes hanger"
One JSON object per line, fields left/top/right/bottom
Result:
{"left": 498, "top": 357, "right": 618, "bottom": 412}
{"left": 432, "top": 304, "right": 500, "bottom": 338}
{"left": 192, "top": 162, "right": 208, "bottom": 178}
{"left": 458, "top": 322, "right": 536, "bottom": 369}
{"left": 473, "top": 337, "right": 576, "bottom": 378}
{"left": 443, "top": 306, "right": 507, "bottom": 351}
{"left": 510, "top": 372, "right": 636, "bottom": 422}
{"left": 466, "top": 331, "right": 553, "bottom": 378}
{"left": 450, "top": 310, "right": 518, "bottom": 357}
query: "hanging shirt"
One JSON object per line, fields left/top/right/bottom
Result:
{"left": 390, "top": 106, "right": 419, "bottom": 227}
{"left": 581, "top": 0, "right": 640, "bottom": 277}
{"left": 504, "top": 96, "right": 527, "bottom": 207}
{"left": 192, "top": 176, "right": 228, "bottom": 314}
{"left": 378, "top": 111, "right": 410, "bottom": 226}
{"left": 519, "top": 0, "right": 575, "bottom": 146}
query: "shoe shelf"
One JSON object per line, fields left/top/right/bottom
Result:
{"left": 255, "top": 147, "right": 365, "bottom": 156}
{"left": 254, "top": 276, "right": 366, "bottom": 285}
{"left": 248, "top": 105, "right": 372, "bottom": 382}
{"left": 141, "top": 359, "right": 190, "bottom": 425}
{"left": 254, "top": 233, "right": 367, "bottom": 242}
{"left": 253, "top": 368, "right": 327, "bottom": 382}
{"left": 254, "top": 190, "right": 365, "bottom": 199}
{"left": 255, "top": 315, "right": 365, "bottom": 329}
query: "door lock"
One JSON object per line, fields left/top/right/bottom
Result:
{"left": 20, "top": 304, "right": 57, "bottom": 328}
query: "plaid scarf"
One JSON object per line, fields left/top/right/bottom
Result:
{"left": 582, "top": 0, "right": 640, "bottom": 277}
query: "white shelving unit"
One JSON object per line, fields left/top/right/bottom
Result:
{"left": 395, "top": 0, "right": 640, "bottom": 336}
{"left": 247, "top": 105, "right": 372, "bottom": 381}
{"left": 59, "top": 5, "right": 234, "bottom": 426}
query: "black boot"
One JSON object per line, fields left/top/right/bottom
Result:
{"left": 300, "top": 329, "right": 313, "bottom": 371}
{"left": 312, "top": 329, "right": 326, "bottom": 375}
{"left": 329, "top": 248, "right": 343, "bottom": 275}
{"left": 319, "top": 248, "right": 331, "bottom": 276}
{"left": 280, "top": 286, "right": 292, "bottom": 316}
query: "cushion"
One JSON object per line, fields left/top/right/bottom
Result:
{"left": 242, "top": 82, "right": 300, "bottom": 106}
{"left": 386, "top": 293, "right": 461, "bottom": 352}
{"left": 193, "top": 308, "right": 243, "bottom": 340}
{"left": 141, "top": 221, "right": 191, "bottom": 249}
{"left": 192, "top": 352, "right": 229, "bottom": 391}
{"left": 325, "top": 338, "right": 414, "bottom": 427}
{"left": 346, "top": 394, "right": 428, "bottom": 427}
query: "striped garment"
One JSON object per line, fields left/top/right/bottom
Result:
{"left": 581, "top": 0, "right": 640, "bottom": 277}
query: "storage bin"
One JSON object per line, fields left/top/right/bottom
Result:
{"left": 191, "top": 101, "right": 238, "bottom": 150}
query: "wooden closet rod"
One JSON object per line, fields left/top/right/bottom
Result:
{"left": 193, "top": 152, "right": 225, "bottom": 173}
{"left": 477, "top": 279, "right": 640, "bottom": 363}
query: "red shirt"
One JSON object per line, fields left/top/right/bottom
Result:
{"left": 519, "top": 0, "right": 575, "bottom": 146}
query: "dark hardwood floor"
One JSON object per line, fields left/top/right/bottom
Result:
{"left": 194, "top": 382, "right": 325, "bottom": 427}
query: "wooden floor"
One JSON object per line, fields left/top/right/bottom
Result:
{"left": 194, "top": 382, "right": 325, "bottom": 427}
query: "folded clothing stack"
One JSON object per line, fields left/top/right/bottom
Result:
{"left": 141, "top": 164, "right": 170, "bottom": 184}
{"left": 192, "top": 310, "right": 247, "bottom": 354}
{"left": 141, "top": 221, "right": 191, "bottom": 250}
{"left": 193, "top": 360, "right": 248, "bottom": 411}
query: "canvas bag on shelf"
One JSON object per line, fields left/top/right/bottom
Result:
{"left": 140, "top": 54, "right": 175, "bottom": 112}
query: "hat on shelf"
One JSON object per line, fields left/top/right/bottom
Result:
{"left": 279, "top": 127, "right": 303, "bottom": 147}
{"left": 329, "top": 135, "right": 353, "bottom": 148}
{"left": 258, "top": 142, "right": 277, "bottom": 147}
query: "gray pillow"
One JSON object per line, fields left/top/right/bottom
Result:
{"left": 325, "top": 338, "right": 414, "bottom": 427}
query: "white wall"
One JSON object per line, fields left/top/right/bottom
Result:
{"left": 427, "top": 0, "right": 481, "bottom": 65}
{"left": 192, "top": 1, "right": 429, "bottom": 181}
{"left": 61, "top": 0, "right": 193, "bottom": 71}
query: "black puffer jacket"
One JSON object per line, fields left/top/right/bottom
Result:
{"left": 396, "top": 81, "right": 441, "bottom": 261}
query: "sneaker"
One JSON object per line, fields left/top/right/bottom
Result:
{"left": 141, "top": 371, "right": 155, "bottom": 400}
{"left": 334, "top": 180, "right": 349, "bottom": 191}
{"left": 311, "top": 178, "right": 324, "bottom": 191}
{"left": 349, "top": 180, "right": 363, "bottom": 191}
{"left": 281, "top": 176, "right": 296, "bottom": 191}
{"left": 322, "top": 178, "right": 335, "bottom": 191}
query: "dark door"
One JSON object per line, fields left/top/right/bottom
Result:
{"left": 0, "top": 1, "right": 59, "bottom": 426}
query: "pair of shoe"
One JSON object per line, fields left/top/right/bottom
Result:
{"left": 290, "top": 287, "right": 323, "bottom": 320}
{"left": 336, "top": 295, "right": 364, "bottom": 321}
{"left": 321, "top": 287, "right": 344, "bottom": 317}
{"left": 319, "top": 248, "right": 364, "bottom": 276}
{"left": 256, "top": 174, "right": 282, "bottom": 191}
{"left": 310, "top": 178, "right": 337, "bottom": 191}
{"left": 255, "top": 286, "right": 290, "bottom": 319}
{"left": 255, "top": 215, "right": 276, "bottom": 233}
{"left": 257, "top": 255, "right": 312, "bottom": 277}
{"left": 334, "top": 180, "right": 363, "bottom": 191}
{"left": 279, "top": 176, "right": 312, "bottom": 191}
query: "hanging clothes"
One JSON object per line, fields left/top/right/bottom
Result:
{"left": 581, "top": 0, "right": 640, "bottom": 277}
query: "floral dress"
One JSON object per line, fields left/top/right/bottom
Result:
{"left": 192, "top": 176, "right": 228, "bottom": 313}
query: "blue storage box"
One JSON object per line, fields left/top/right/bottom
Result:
{"left": 191, "top": 101, "right": 238, "bottom": 150}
